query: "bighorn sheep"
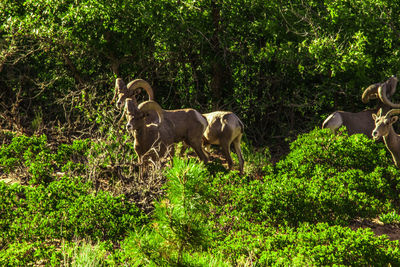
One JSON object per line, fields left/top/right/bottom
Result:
{"left": 372, "top": 108, "right": 400, "bottom": 167}
{"left": 201, "top": 111, "right": 245, "bottom": 173}
{"left": 124, "top": 98, "right": 173, "bottom": 172}
{"left": 115, "top": 78, "right": 246, "bottom": 173}
{"left": 125, "top": 98, "right": 209, "bottom": 169}
{"left": 322, "top": 76, "right": 398, "bottom": 138}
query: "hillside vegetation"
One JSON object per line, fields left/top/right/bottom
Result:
{"left": 1, "top": 0, "right": 400, "bottom": 265}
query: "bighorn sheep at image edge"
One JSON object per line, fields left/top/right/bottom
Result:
{"left": 322, "top": 76, "right": 398, "bottom": 138}
{"left": 372, "top": 108, "right": 400, "bottom": 168}
{"left": 125, "top": 98, "right": 209, "bottom": 169}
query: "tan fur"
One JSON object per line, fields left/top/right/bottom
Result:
{"left": 126, "top": 100, "right": 209, "bottom": 170}
{"left": 372, "top": 108, "right": 400, "bottom": 167}
{"left": 202, "top": 111, "right": 244, "bottom": 173}
{"left": 115, "top": 78, "right": 246, "bottom": 172}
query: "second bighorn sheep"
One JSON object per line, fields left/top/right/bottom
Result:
{"left": 322, "top": 76, "right": 398, "bottom": 138}
{"left": 125, "top": 98, "right": 209, "bottom": 166}
{"left": 114, "top": 78, "right": 246, "bottom": 173}
{"left": 372, "top": 108, "right": 400, "bottom": 167}
{"left": 202, "top": 111, "right": 245, "bottom": 173}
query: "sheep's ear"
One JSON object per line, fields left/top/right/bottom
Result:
{"left": 372, "top": 114, "right": 377, "bottom": 120}
{"left": 390, "top": 116, "right": 398, "bottom": 124}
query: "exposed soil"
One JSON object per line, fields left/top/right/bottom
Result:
{"left": 350, "top": 218, "right": 400, "bottom": 242}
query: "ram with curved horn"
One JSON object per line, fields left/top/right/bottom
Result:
{"left": 372, "top": 108, "right": 400, "bottom": 167}
{"left": 125, "top": 99, "right": 209, "bottom": 173}
{"left": 124, "top": 98, "right": 173, "bottom": 174}
{"left": 322, "top": 75, "right": 398, "bottom": 138}
{"left": 114, "top": 78, "right": 155, "bottom": 109}
{"left": 115, "top": 78, "right": 246, "bottom": 173}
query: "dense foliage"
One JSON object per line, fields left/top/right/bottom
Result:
{"left": 2, "top": 0, "right": 400, "bottom": 147}
{"left": 1, "top": 129, "right": 400, "bottom": 265}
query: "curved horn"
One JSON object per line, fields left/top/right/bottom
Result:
{"left": 378, "top": 83, "right": 400, "bottom": 108}
{"left": 127, "top": 79, "right": 154, "bottom": 100}
{"left": 385, "top": 108, "right": 400, "bottom": 118}
{"left": 361, "top": 83, "right": 380, "bottom": 103}
{"left": 138, "top": 100, "right": 163, "bottom": 122}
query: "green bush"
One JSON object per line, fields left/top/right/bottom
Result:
{"left": 379, "top": 211, "right": 400, "bottom": 224}
{"left": 0, "top": 134, "right": 48, "bottom": 174}
{"left": 210, "top": 128, "right": 400, "bottom": 228}
{"left": 218, "top": 223, "right": 400, "bottom": 266}
{"left": 0, "top": 241, "right": 60, "bottom": 266}
{"left": 2, "top": 128, "right": 400, "bottom": 266}
{"left": 276, "top": 127, "right": 390, "bottom": 174}
{"left": 0, "top": 133, "right": 92, "bottom": 184}
{"left": 0, "top": 176, "right": 146, "bottom": 246}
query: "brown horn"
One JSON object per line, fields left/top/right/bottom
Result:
{"left": 378, "top": 83, "right": 400, "bottom": 108}
{"left": 361, "top": 83, "right": 380, "bottom": 103}
{"left": 126, "top": 79, "right": 154, "bottom": 101}
{"left": 385, "top": 108, "right": 400, "bottom": 118}
{"left": 138, "top": 100, "right": 163, "bottom": 122}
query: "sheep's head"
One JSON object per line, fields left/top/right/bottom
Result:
{"left": 114, "top": 78, "right": 132, "bottom": 109}
{"left": 125, "top": 99, "right": 163, "bottom": 132}
{"left": 125, "top": 99, "right": 146, "bottom": 132}
{"left": 372, "top": 108, "right": 400, "bottom": 140}
{"left": 115, "top": 78, "right": 154, "bottom": 109}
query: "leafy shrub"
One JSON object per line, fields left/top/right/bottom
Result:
{"left": 218, "top": 223, "right": 400, "bottom": 266}
{"left": 0, "top": 176, "right": 146, "bottom": 246}
{"left": 0, "top": 133, "right": 92, "bottom": 184}
{"left": 276, "top": 127, "right": 390, "bottom": 174}
{"left": 2, "top": 128, "right": 400, "bottom": 266}
{"left": 379, "top": 211, "right": 400, "bottom": 224}
{"left": 0, "top": 134, "right": 48, "bottom": 174}
{"left": 0, "top": 241, "right": 60, "bottom": 266}
{"left": 210, "top": 128, "right": 400, "bottom": 228}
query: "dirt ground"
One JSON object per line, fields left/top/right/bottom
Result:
{"left": 350, "top": 218, "right": 400, "bottom": 241}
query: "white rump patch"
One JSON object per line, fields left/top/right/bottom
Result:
{"left": 322, "top": 112, "right": 343, "bottom": 131}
